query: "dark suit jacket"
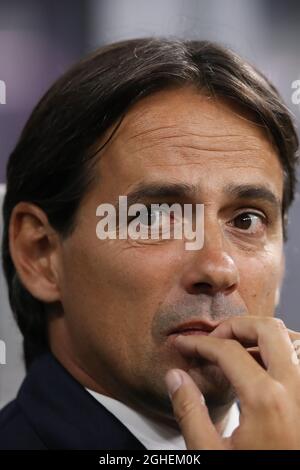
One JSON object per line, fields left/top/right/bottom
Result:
{"left": 0, "top": 353, "right": 146, "bottom": 450}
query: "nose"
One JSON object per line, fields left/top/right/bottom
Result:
{"left": 182, "top": 222, "right": 239, "bottom": 297}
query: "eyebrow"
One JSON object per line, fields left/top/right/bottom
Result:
{"left": 224, "top": 183, "right": 282, "bottom": 212}
{"left": 114, "top": 181, "right": 281, "bottom": 211}
{"left": 115, "top": 182, "right": 198, "bottom": 208}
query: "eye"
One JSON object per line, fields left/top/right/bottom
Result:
{"left": 230, "top": 212, "right": 266, "bottom": 235}
{"left": 138, "top": 207, "right": 174, "bottom": 227}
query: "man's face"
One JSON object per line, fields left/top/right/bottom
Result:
{"left": 54, "top": 87, "right": 284, "bottom": 420}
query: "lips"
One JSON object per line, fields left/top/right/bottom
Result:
{"left": 167, "top": 320, "right": 220, "bottom": 337}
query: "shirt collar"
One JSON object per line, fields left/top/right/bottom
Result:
{"left": 86, "top": 388, "right": 239, "bottom": 450}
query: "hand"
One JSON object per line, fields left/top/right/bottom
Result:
{"left": 165, "top": 316, "right": 300, "bottom": 449}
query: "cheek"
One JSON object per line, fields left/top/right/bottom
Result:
{"left": 237, "top": 249, "right": 282, "bottom": 316}
{"left": 61, "top": 234, "right": 184, "bottom": 343}
{"left": 91, "top": 242, "right": 184, "bottom": 330}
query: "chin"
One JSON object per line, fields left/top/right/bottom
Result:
{"left": 188, "top": 360, "right": 236, "bottom": 409}
{"left": 139, "top": 359, "right": 236, "bottom": 424}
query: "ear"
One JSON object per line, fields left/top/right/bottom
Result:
{"left": 275, "top": 251, "right": 285, "bottom": 307}
{"left": 9, "top": 202, "right": 62, "bottom": 303}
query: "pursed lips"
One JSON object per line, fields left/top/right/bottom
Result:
{"left": 167, "top": 320, "right": 221, "bottom": 338}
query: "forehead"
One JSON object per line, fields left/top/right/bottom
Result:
{"left": 96, "top": 87, "right": 283, "bottom": 201}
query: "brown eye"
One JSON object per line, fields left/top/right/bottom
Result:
{"left": 139, "top": 207, "right": 157, "bottom": 226}
{"left": 139, "top": 207, "right": 175, "bottom": 227}
{"left": 232, "top": 212, "right": 265, "bottom": 234}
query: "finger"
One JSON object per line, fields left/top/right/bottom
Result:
{"left": 173, "top": 335, "right": 269, "bottom": 402}
{"left": 246, "top": 346, "right": 265, "bottom": 368}
{"left": 210, "top": 316, "right": 298, "bottom": 381}
{"left": 211, "top": 317, "right": 300, "bottom": 344}
{"left": 165, "top": 368, "right": 225, "bottom": 450}
{"left": 287, "top": 328, "right": 300, "bottom": 343}
{"left": 211, "top": 324, "right": 300, "bottom": 349}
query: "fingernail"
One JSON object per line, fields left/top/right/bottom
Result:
{"left": 165, "top": 369, "right": 183, "bottom": 398}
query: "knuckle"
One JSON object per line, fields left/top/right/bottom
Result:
{"left": 272, "top": 318, "right": 287, "bottom": 330}
{"left": 251, "top": 380, "right": 287, "bottom": 413}
{"left": 263, "top": 317, "right": 287, "bottom": 331}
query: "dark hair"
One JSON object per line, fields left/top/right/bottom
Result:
{"left": 1, "top": 38, "right": 298, "bottom": 369}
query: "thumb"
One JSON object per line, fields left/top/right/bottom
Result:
{"left": 165, "top": 369, "right": 225, "bottom": 450}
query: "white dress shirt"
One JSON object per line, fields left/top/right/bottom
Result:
{"left": 86, "top": 388, "right": 239, "bottom": 450}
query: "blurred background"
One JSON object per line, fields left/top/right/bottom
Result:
{"left": 1, "top": 0, "right": 300, "bottom": 408}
